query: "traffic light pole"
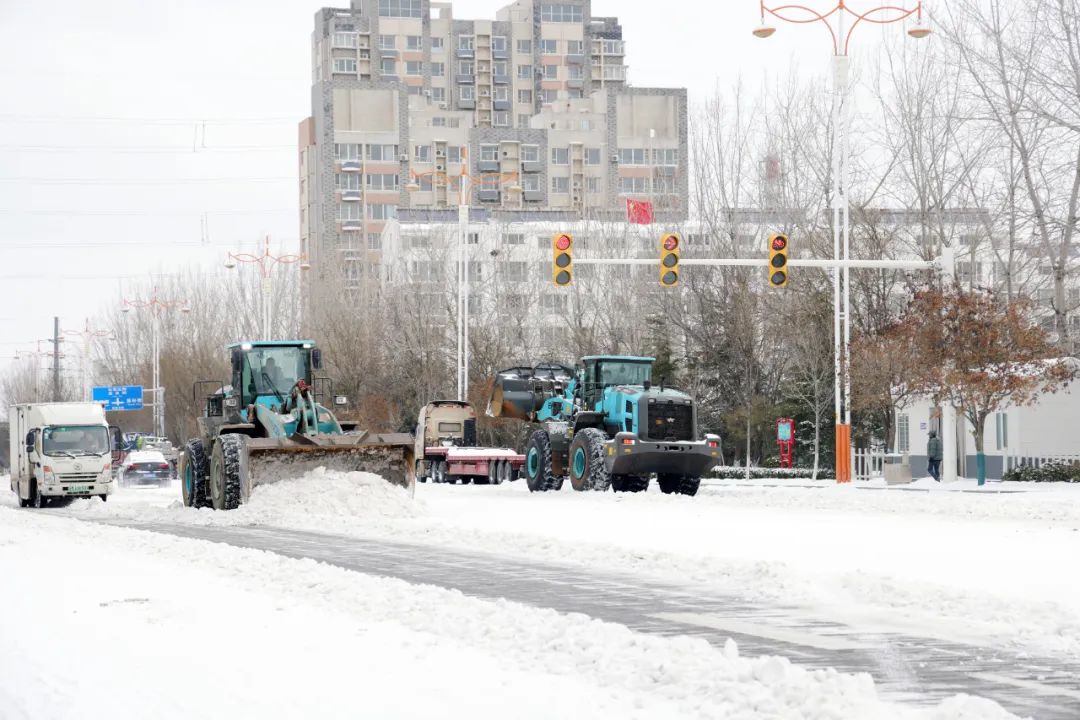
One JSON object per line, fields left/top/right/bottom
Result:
{"left": 572, "top": 258, "right": 942, "bottom": 271}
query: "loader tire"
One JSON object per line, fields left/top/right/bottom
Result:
{"left": 180, "top": 439, "right": 209, "bottom": 508}
{"left": 569, "top": 428, "right": 612, "bottom": 491}
{"left": 210, "top": 434, "right": 245, "bottom": 511}
{"left": 524, "top": 430, "right": 563, "bottom": 493}
{"left": 611, "top": 475, "right": 649, "bottom": 493}
{"left": 658, "top": 473, "right": 700, "bottom": 497}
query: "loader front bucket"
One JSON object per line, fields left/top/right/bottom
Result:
{"left": 239, "top": 432, "right": 415, "bottom": 502}
{"left": 488, "top": 364, "right": 575, "bottom": 420}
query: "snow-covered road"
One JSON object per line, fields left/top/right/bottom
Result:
{"left": 3, "top": 473, "right": 1077, "bottom": 718}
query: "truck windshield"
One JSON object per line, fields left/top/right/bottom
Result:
{"left": 598, "top": 361, "right": 652, "bottom": 387}
{"left": 42, "top": 425, "right": 110, "bottom": 456}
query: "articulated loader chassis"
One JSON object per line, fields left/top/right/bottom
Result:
{"left": 179, "top": 340, "right": 414, "bottom": 510}
{"left": 489, "top": 356, "right": 721, "bottom": 496}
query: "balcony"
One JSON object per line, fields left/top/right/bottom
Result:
{"left": 341, "top": 220, "right": 364, "bottom": 231}
{"left": 566, "top": 53, "right": 584, "bottom": 65}
{"left": 456, "top": 47, "right": 475, "bottom": 59}
{"left": 567, "top": 78, "right": 583, "bottom": 89}
{"left": 456, "top": 74, "right": 475, "bottom": 84}
{"left": 458, "top": 98, "right": 475, "bottom": 109}
{"left": 341, "top": 189, "right": 362, "bottom": 201}
{"left": 523, "top": 190, "right": 544, "bottom": 202}
{"left": 380, "top": 48, "right": 398, "bottom": 58}
{"left": 493, "top": 73, "right": 510, "bottom": 84}
{"left": 493, "top": 99, "right": 511, "bottom": 111}
{"left": 478, "top": 189, "right": 500, "bottom": 202}
{"left": 478, "top": 159, "right": 500, "bottom": 172}
{"left": 492, "top": 48, "right": 510, "bottom": 60}
{"left": 522, "top": 160, "right": 542, "bottom": 173}
{"left": 340, "top": 160, "right": 362, "bottom": 172}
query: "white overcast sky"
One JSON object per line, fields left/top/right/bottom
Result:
{"left": 0, "top": 0, "right": 915, "bottom": 373}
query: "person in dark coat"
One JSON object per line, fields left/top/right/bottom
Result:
{"left": 927, "top": 430, "right": 943, "bottom": 482}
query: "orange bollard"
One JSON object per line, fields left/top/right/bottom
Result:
{"left": 835, "top": 424, "right": 851, "bottom": 483}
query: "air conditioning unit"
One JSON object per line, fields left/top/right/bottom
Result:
{"left": 399, "top": 153, "right": 409, "bottom": 162}
{"left": 436, "top": 149, "right": 446, "bottom": 157}
{"left": 423, "top": 89, "right": 431, "bottom": 97}
{"left": 439, "top": 102, "right": 448, "bottom": 109}
{"left": 436, "top": 162, "right": 445, "bottom": 171}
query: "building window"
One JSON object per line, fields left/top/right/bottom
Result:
{"left": 600, "top": 39, "right": 622, "bottom": 54}
{"left": 431, "top": 87, "right": 446, "bottom": 103}
{"left": 653, "top": 176, "right": 676, "bottom": 195}
{"left": 551, "top": 176, "right": 569, "bottom": 193}
{"left": 493, "top": 60, "right": 508, "bottom": 77}
{"left": 493, "top": 86, "right": 509, "bottom": 102}
{"left": 379, "top": 0, "right": 422, "bottom": 18}
{"left": 431, "top": 37, "right": 444, "bottom": 50}
{"left": 517, "top": 63, "right": 533, "bottom": 79}
{"left": 408, "top": 85, "right": 423, "bottom": 96}
{"left": 653, "top": 148, "right": 678, "bottom": 166}
{"left": 381, "top": 58, "right": 397, "bottom": 75}
{"left": 540, "top": 293, "right": 568, "bottom": 313}
{"left": 493, "top": 111, "right": 510, "bottom": 127}
{"left": 517, "top": 88, "right": 533, "bottom": 104}
{"left": 365, "top": 144, "right": 398, "bottom": 160}
{"left": 446, "top": 145, "right": 463, "bottom": 163}
{"left": 337, "top": 203, "right": 362, "bottom": 220}
{"left": 543, "top": 64, "right": 558, "bottom": 80}
{"left": 335, "top": 143, "right": 361, "bottom": 161}
{"left": 432, "top": 116, "right": 447, "bottom": 127}
{"left": 333, "top": 57, "right": 357, "bottom": 73}
{"left": 336, "top": 173, "right": 361, "bottom": 190}
{"left": 460, "top": 86, "right": 475, "bottom": 101}
{"left": 366, "top": 173, "right": 399, "bottom": 190}
{"left": 406, "top": 35, "right": 423, "bottom": 50}
{"left": 521, "top": 145, "right": 539, "bottom": 163}
{"left": 540, "top": 88, "right": 558, "bottom": 103}
{"left": 566, "top": 40, "right": 583, "bottom": 54}
{"left": 995, "top": 413, "right": 1008, "bottom": 450}
{"left": 897, "top": 414, "right": 910, "bottom": 453}
{"left": 333, "top": 32, "right": 358, "bottom": 48}
{"left": 368, "top": 233, "right": 383, "bottom": 250}
{"left": 406, "top": 60, "right": 423, "bottom": 75}
{"left": 459, "top": 35, "right": 474, "bottom": 50}
{"left": 414, "top": 145, "right": 431, "bottom": 162}
{"left": 431, "top": 61, "right": 445, "bottom": 76}
{"left": 458, "top": 60, "right": 474, "bottom": 76}
{"left": 586, "top": 177, "right": 601, "bottom": 193}
{"left": 516, "top": 38, "right": 532, "bottom": 54}
{"left": 479, "top": 144, "right": 498, "bottom": 162}
{"left": 518, "top": 113, "right": 532, "bottom": 128}
{"left": 584, "top": 147, "right": 601, "bottom": 165}
{"left": 503, "top": 233, "right": 525, "bottom": 245}
{"left": 502, "top": 261, "right": 527, "bottom": 281}
{"left": 521, "top": 174, "right": 540, "bottom": 192}
{"left": 568, "top": 64, "right": 584, "bottom": 81}
{"left": 618, "top": 176, "right": 649, "bottom": 194}
{"left": 540, "top": 4, "right": 583, "bottom": 23}
{"left": 551, "top": 147, "right": 568, "bottom": 165}
{"left": 492, "top": 36, "right": 507, "bottom": 52}
{"left": 379, "top": 34, "right": 396, "bottom": 50}
{"left": 540, "top": 39, "right": 558, "bottom": 54}
{"left": 367, "top": 204, "right": 397, "bottom": 220}
{"left": 617, "top": 148, "right": 647, "bottom": 165}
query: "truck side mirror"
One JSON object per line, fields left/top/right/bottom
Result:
{"left": 311, "top": 348, "right": 322, "bottom": 370}
{"left": 231, "top": 348, "right": 243, "bottom": 373}
{"left": 25, "top": 431, "right": 34, "bottom": 450}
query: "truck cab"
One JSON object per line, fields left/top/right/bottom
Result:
{"left": 10, "top": 402, "right": 115, "bottom": 507}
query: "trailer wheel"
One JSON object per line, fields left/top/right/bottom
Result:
{"left": 569, "top": 428, "right": 612, "bottom": 491}
{"left": 210, "top": 434, "right": 245, "bottom": 511}
{"left": 524, "top": 430, "right": 563, "bottom": 492}
{"left": 434, "top": 460, "right": 447, "bottom": 483}
{"left": 611, "top": 475, "right": 649, "bottom": 493}
{"left": 658, "top": 473, "right": 701, "bottom": 496}
{"left": 180, "top": 439, "right": 209, "bottom": 508}
{"left": 502, "top": 461, "right": 517, "bottom": 483}
{"left": 487, "top": 461, "right": 500, "bottom": 485}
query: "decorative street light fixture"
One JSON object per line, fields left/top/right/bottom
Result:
{"left": 63, "top": 319, "right": 115, "bottom": 401}
{"left": 121, "top": 288, "right": 190, "bottom": 438}
{"left": 405, "top": 159, "right": 524, "bottom": 402}
{"left": 224, "top": 235, "right": 310, "bottom": 340}
{"left": 753, "top": 0, "right": 929, "bottom": 482}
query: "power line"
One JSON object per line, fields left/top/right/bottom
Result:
{"left": 0, "top": 144, "right": 294, "bottom": 153}
{"left": 0, "top": 176, "right": 295, "bottom": 185}
{"left": 0, "top": 113, "right": 298, "bottom": 125}
{"left": 0, "top": 207, "right": 295, "bottom": 216}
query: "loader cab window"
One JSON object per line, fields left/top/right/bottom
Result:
{"left": 236, "top": 346, "right": 312, "bottom": 405}
{"left": 42, "top": 425, "right": 110, "bottom": 456}
{"left": 582, "top": 359, "right": 653, "bottom": 409}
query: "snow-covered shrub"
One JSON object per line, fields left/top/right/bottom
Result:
{"left": 1002, "top": 461, "right": 1080, "bottom": 483}
{"left": 709, "top": 466, "right": 836, "bottom": 480}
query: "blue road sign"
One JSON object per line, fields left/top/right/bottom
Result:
{"left": 92, "top": 385, "right": 144, "bottom": 411}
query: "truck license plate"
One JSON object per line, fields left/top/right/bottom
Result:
{"left": 68, "top": 485, "right": 89, "bottom": 494}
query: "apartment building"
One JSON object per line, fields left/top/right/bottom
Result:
{"left": 299, "top": 0, "right": 688, "bottom": 286}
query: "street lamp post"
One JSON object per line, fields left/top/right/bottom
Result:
{"left": 225, "top": 235, "right": 311, "bottom": 340}
{"left": 405, "top": 159, "right": 522, "bottom": 402}
{"left": 63, "top": 319, "right": 114, "bottom": 401}
{"left": 754, "top": 0, "right": 929, "bottom": 481}
{"left": 121, "top": 289, "right": 191, "bottom": 438}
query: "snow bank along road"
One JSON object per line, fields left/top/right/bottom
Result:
{"left": 3, "top": 472, "right": 1078, "bottom": 719}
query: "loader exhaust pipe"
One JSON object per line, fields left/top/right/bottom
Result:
{"left": 487, "top": 364, "right": 575, "bottom": 420}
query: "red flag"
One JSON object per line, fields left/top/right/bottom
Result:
{"left": 625, "top": 198, "right": 654, "bottom": 225}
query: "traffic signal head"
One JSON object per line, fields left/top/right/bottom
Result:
{"left": 552, "top": 233, "right": 573, "bottom": 286}
{"left": 659, "top": 233, "right": 680, "bottom": 287}
{"left": 768, "top": 233, "right": 788, "bottom": 288}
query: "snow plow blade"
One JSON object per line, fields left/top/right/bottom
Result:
{"left": 242, "top": 432, "right": 415, "bottom": 494}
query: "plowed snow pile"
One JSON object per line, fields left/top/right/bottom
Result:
{"left": 65, "top": 467, "right": 423, "bottom": 533}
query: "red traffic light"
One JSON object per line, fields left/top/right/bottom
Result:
{"left": 662, "top": 234, "right": 679, "bottom": 251}
{"left": 771, "top": 235, "right": 788, "bottom": 251}
{"left": 555, "top": 234, "right": 572, "bottom": 251}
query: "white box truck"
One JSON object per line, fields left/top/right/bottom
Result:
{"left": 9, "top": 402, "right": 114, "bottom": 507}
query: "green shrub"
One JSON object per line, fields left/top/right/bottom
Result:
{"left": 709, "top": 465, "right": 836, "bottom": 481}
{"left": 1001, "top": 461, "right": 1080, "bottom": 483}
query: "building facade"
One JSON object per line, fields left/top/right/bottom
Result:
{"left": 299, "top": 0, "right": 688, "bottom": 286}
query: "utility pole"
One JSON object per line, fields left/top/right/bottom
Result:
{"left": 52, "top": 316, "right": 61, "bottom": 402}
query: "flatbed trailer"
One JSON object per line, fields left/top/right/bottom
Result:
{"left": 421, "top": 445, "right": 524, "bottom": 484}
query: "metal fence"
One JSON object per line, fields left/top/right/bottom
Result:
{"left": 1004, "top": 453, "right": 1080, "bottom": 472}
{"left": 854, "top": 449, "right": 885, "bottom": 481}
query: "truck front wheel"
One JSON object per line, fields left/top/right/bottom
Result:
{"left": 31, "top": 480, "right": 46, "bottom": 508}
{"left": 658, "top": 473, "right": 700, "bottom": 496}
{"left": 568, "top": 428, "right": 612, "bottom": 491}
{"left": 209, "top": 434, "right": 245, "bottom": 511}
{"left": 524, "top": 430, "right": 563, "bottom": 492}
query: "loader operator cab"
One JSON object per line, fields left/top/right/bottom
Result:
{"left": 230, "top": 341, "right": 321, "bottom": 409}
{"left": 581, "top": 355, "right": 654, "bottom": 411}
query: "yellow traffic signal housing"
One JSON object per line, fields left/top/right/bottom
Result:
{"left": 552, "top": 233, "right": 573, "bottom": 286}
{"left": 768, "top": 233, "right": 789, "bottom": 288}
{"left": 659, "top": 233, "right": 680, "bottom": 287}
